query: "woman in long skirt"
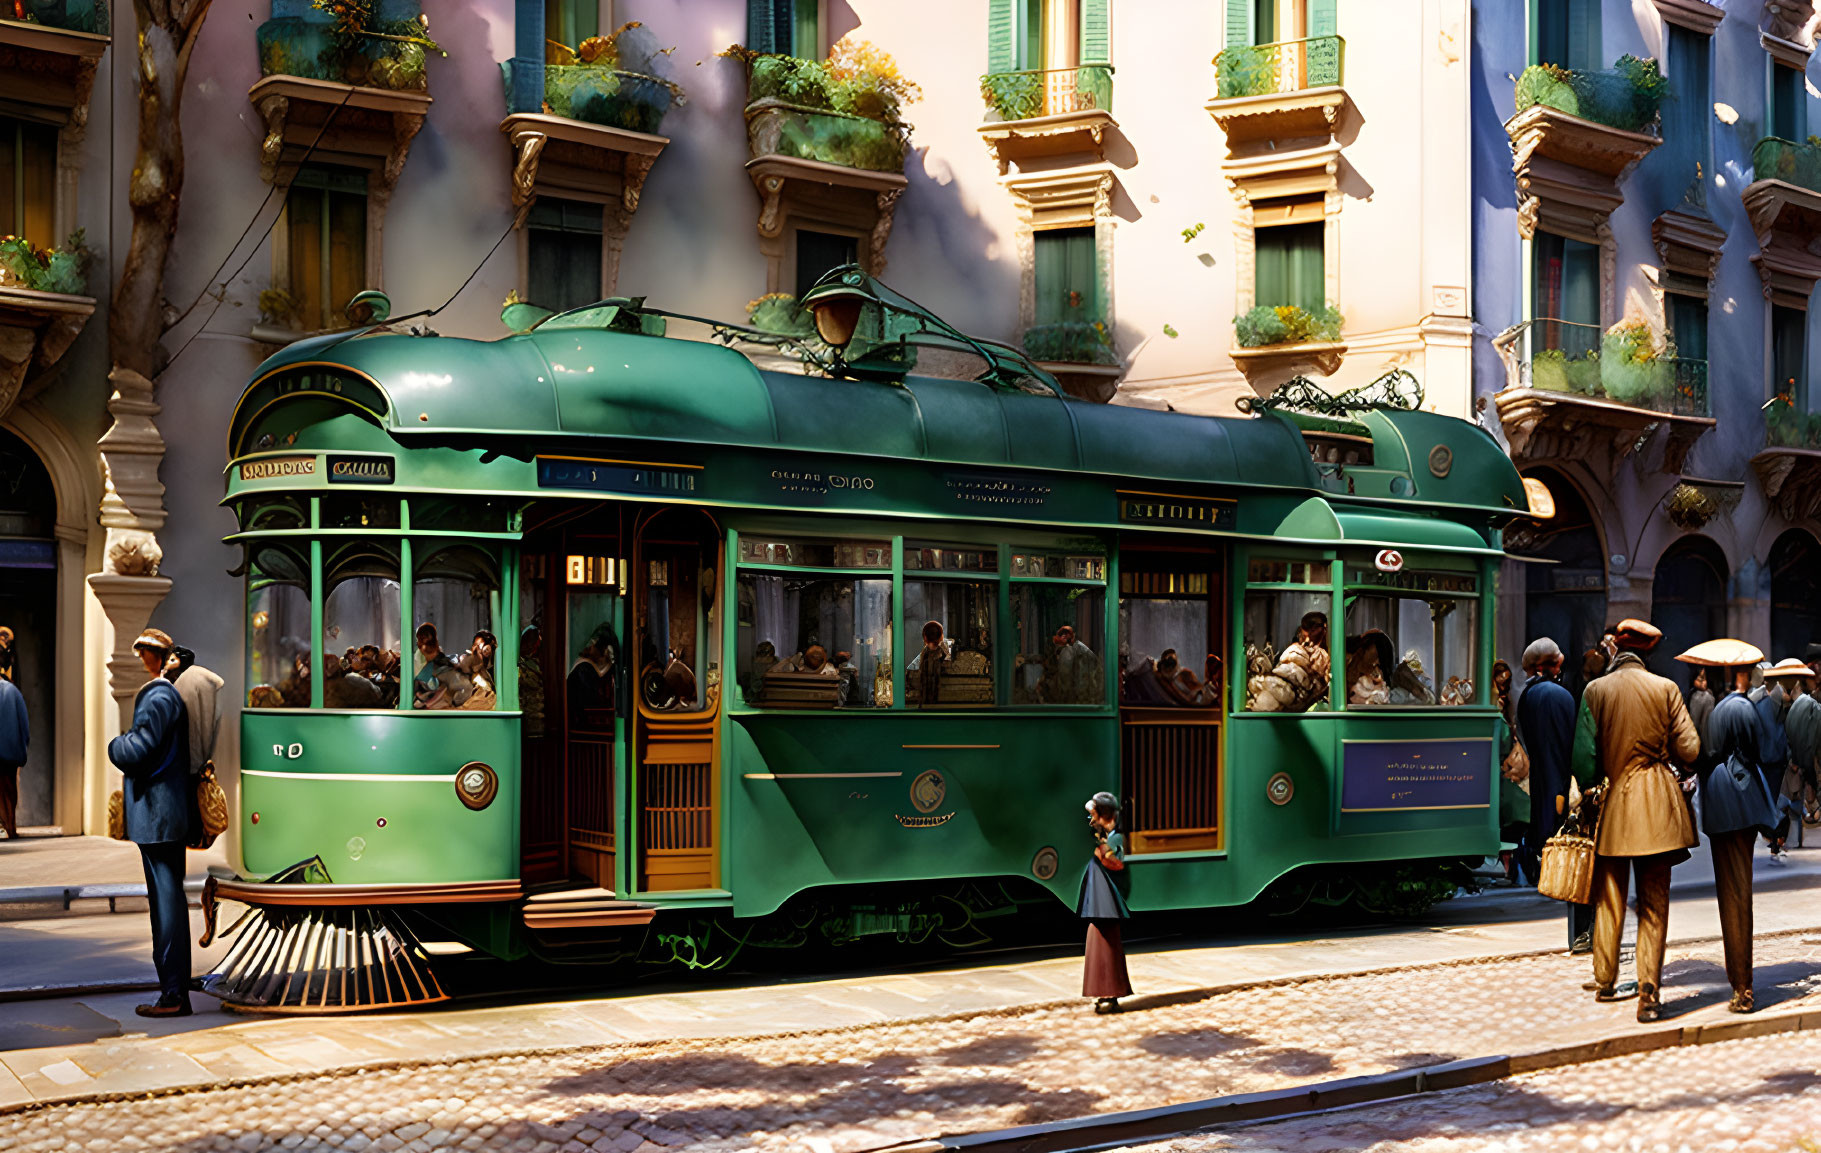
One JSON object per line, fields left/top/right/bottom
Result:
{"left": 1080, "top": 791, "right": 1132, "bottom": 1013}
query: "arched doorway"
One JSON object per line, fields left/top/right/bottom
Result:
{"left": 0, "top": 429, "right": 57, "bottom": 830}
{"left": 1507, "top": 467, "right": 1607, "bottom": 697}
{"left": 1769, "top": 529, "right": 1821, "bottom": 661}
{"left": 1649, "top": 535, "right": 1729, "bottom": 693}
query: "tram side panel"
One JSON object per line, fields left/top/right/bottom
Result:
{"left": 725, "top": 714, "right": 1116, "bottom": 918}
{"left": 239, "top": 712, "right": 522, "bottom": 883}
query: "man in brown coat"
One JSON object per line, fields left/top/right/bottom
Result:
{"left": 1571, "top": 619, "right": 1701, "bottom": 1022}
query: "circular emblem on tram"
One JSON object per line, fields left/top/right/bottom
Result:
{"left": 1428, "top": 444, "right": 1454, "bottom": 478}
{"left": 1031, "top": 846, "right": 1060, "bottom": 881}
{"left": 455, "top": 761, "right": 499, "bottom": 811}
{"left": 1266, "top": 772, "right": 1295, "bottom": 806}
{"left": 909, "top": 770, "right": 946, "bottom": 814}
{"left": 1375, "top": 549, "right": 1404, "bottom": 573}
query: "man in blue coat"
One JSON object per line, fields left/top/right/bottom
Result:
{"left": 107, "top": 628, "right": 193, "bottom": 1017}
{"left": 0, "top": 627, "right": 26, "bottom": 839}
{"left": 1516, "top": 637, "right": 1591, "bottom": 952}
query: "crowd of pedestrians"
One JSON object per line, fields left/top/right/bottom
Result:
{"left": 1503, "top": 619, "right": 1821, "bottom": 1021}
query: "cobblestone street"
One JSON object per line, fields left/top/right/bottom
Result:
{"left": 4, "top": 930, "right": 1818, "bottom": 1152}
{"left": 1151, "top": 1029, "right": 1821, "bottom": 1152}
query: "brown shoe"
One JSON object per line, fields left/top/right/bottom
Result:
{"left": 1729, "top": 988, "right": 1754, "bottom": 1014}
{"left": 134, "top": 996, "right": 192, "bottom": 1019}
{"left": 1636, "top": 983, "right": 1660, "bottom": 1023}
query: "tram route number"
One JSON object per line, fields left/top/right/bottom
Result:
{"left": 273, "top": 743, "right": 303, "bottom": 759}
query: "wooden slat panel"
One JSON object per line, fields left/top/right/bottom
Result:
{"left": 1121, "top": 717, "right": 1220, "bottom": 847}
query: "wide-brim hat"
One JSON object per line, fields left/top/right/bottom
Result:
{"left": 1764, "top": 658, "right": 1812, "bottom": 679}
{"left": 1675, "top": 639, "right": 1765, "bottom": 667}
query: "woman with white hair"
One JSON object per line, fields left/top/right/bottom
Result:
{"left": 1079, "top": 791, "right": 1132, "bottom": 1013}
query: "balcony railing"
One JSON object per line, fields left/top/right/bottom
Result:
{"left": 502, "top": 61, "right": 679, "bottom": 135}
{"left": 2, "top": 0, "right": 108, "bottom": 35}
{"left": 1213, "top": 36, "right": 1344, "bottom": 100}
{"left": 1765, "top": 395, "right": 1821, "bottom": 449}
{"left": 980, "top": 64, "right": 1113, "bottom": 122}
{"left": 1511, "top": 62, "right": 1663, "bottom": 134}
{"left": 1753, "top": 136, "right": 1821, "bottom": 195}
{"left": 1498, "top": 318, "right": 1708, "bottom": 418}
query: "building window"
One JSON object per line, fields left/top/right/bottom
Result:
{"left": 527, "top": 199, "right": 604, "bottom": 312}
{"left": 748, "top": 0, "right": 822, "bottom": 59}
{"left": 0, "top": 116, "right": 57, "bottom": 249}
{"left": 1530, "top": 0, "right": 1600, "bottom": 70}
{"left": 545, "top": 0, "right": 597, "bottom": 54}
{"left": 1532, "top": 231, "right": 1599, "bottom": 354}
{"left": 1770, "top": 62, "right": 1806, "bottom": 142}
{"left": 1772, "top": 304, "right": 1805, "bottom": 407}
{"left": 1665, "top": 25, "right": 1710, "bottom": 193}
{"left": 1035, "top": 227, "right": 1099, "bottom": 324}
{"left": 285, "top": 166, "right": 368, "bottom": 333}
{"left": 1255, "top": 220, "right": 1323, "bottom": 314}
{"left": 987, "top": 0, "right": 1111, "bottom": 114}
{"left": 1226, "top": 0, "right": 1335, "bottom": 48}
{"left": 794, "top": 229, "right": 856, "bottom": 298}
{"left": 1667, "top": 294, "right": 1707, "bottom": 363}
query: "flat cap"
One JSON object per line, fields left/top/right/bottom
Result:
{"left": 131, "top": 628, "right": 175, "bottom": 652}
{"left": 1613, "top": 619, "right": 1662, "bottom": 652}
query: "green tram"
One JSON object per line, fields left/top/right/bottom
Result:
{"left": 206, "top": 272, "right": 1529, "bottom": 1011}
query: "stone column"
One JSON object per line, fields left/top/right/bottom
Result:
{"left": 87, "top": 367, "right": 169, "bottom": 732}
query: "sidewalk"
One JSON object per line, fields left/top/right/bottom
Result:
{"left": 0, "top": 835, "right": 231, "bottom": 920}
{"left": 0, "top": 842, "right": 1816, "bottom": 1114}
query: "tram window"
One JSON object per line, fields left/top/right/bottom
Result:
{"left": 1010, "top": 551, "right": 1107, "bottom": 581}
{"left": 639, "top": 549, "right": 712, "bottom": 713}
{"left": 322, "top": 544, "right": 402, "bottom": 709}
{"left": 1242, "top": 592, "right": 1331, "bottom": 713}
{"left": 1120, "top": 570, "right": 1216, "bottom": 708}
{"left": 322, "top": 496, "right": 399, "bottom": 530}
{"left": 238, "top": 497, "right": 307, "bottom": 533}
{"left": 410, "top": 497, "right": 512, "bottom": 534}
{"left": 246, "top": 545, "right": 311, "bottom": 709}
{"left": 905, "top": 580, "right": 996, "bottom": 707}
{"left": 414, "top": 545, "right": 499, "bottom": 711}
{"left": 737, "top": 573, "right": 891, "bottom": 708}
{"left": 737, "top": 536, "right": 890, "bottom": 570}
{"left": 1344, "top": 589, "right": 1479, "bottom": 708}
{"left": 1011, "top": 584, "right": 1107, "bottom": 706}
{"left": 1248, "top": 558, "right": 1330, "bottom": 585}
{"left": 904, "top": 545, "right": 997, "bottom": 573}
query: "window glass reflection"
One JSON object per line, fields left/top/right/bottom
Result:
{"left": 736, "top": 573, "right": 891, "bottom": 708}
{"left": 1243, "top": 592, "right": 1331, "bottom": 712}
{"left": 905, "top": 580, "right": 995, "bottom": 707}
{"left": 246, "top": 543, "right": 310, "bottom": 709}
{"left": 1344, "top": 591, "right": 1479, "bottom": 707}
{"left": 1011, "top": 584, "right": 1106, "bottom": 705}
{"left": 414, "top": 545, "right": 499, "bottom": 710}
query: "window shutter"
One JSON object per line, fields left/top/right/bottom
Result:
{"left": 1226, "top": 0, "right": 1252, "bottom": 50}
{"left": 987, "top": 0, "right": 1017, "bottom": 74}
{"left": 747, "top": 0, "right": 790, "bottom": 55}
{"left": 1307, "top": 0, "right": 1337, "bottom": 39}
{"left": 1080, "top": 0, "right": 1111, "bottom": 65}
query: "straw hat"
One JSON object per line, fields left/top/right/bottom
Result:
{"left": 1763, "top": 658, "right": 1812, "bottom": 679}
{"left": 1675, "top": 639, "right": 1765, "bottom": 667}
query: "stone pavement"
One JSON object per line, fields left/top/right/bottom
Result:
{"left": 1145, "top": 1028, "right": 1821, "bottom": 1152}
{"left": 0, "top": 843, "right": 1816, "bottom": 1111}
{"left": 0, "top": 836, "right": 230, "bottom": 925}
{"left": 0, "top": 927, "right": 1816, "bottom": 1151}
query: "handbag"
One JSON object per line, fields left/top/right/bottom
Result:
{"left": 191, "top": 761, "right": 229, "bottom": 850}
{"left": 1537, "top": 783, "right": 1601, "bottom": 904}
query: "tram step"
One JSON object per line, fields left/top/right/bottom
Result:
{"left": 521, "top": 887, "right": 658, "bottom": 929}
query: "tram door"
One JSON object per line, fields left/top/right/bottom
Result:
{"left": 1116, "top": 544, "right": 1227, "bottom": 853}
{"left": 630, "top": 510, "right": 723, "bottom": 892}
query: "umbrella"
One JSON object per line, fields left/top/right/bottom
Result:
{"left": 1675, "top": 639, "right": 1765, "bottom": 667}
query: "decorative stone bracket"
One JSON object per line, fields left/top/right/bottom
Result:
{"left": 1652, "top": 208, "right": 1726, "bottom": 290}
{"left": 0, "top": 286, "right": 96, "bottom": 421}
{"left": 1752, "top": 446, "right": 1821, "bottom": 523}
{"left": 745, "top": 155, "right": 907, "bottom": 293}
{"left": 979, "top": 109, "right": 1117, "bottom": 176}
{"left": 1494, "top": 388, "right": 1714, "bottom": 479}
{"left": 1742, "top": 178, "right": 1821, "bottom": 308}
{"left": 1206, "top": 88, "right": 1349, "bottom": 155}
{"left": 1507, "top": 106, "right": 1660, "bottom": 243}
{"left": 1652, "top": 0, "right": 1724, "bottom": 34}
{"left": 1230, "top": 341, "right": 1347, "bottom": 395}
{"left": 501, "top": 113, "right": 667, "bottom": 298}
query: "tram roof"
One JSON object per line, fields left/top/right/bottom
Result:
{"left": 236, "top": 326, "right": 1526, "bottom": 519}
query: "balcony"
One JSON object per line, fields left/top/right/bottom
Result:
{"left": 0, "top": 241, "right": 95, "bottom": 419}
{"left": 1206, "top": 36, "right": 1348, "bottom": 153}
{"left": 1744, "top": 137, "right": 1821, "bottom": 306}
{"left": 1492, "top": 318, "right": 1713, "bottom": 475}
{"left": 1504, "top": 61, "right": 1662, "bottom": 243}
{"left": 1229, "top": 305, "right": 1346, "bottom": 394}
{"left": 1022, "top": 320, "right": 1121, "bottom": 403}
{"left": 978, "top": 65, "right": 1116, "bottom": 172}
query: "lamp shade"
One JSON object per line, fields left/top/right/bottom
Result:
{"left": 1674, "top": 639, "right": 1765, "bottom": 667}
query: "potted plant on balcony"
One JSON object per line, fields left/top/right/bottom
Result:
{"left": 0, "top": 231, "right": 89, "bottom": 296}
{"left": 257, "top": 0, "right": 444, "bottom": 92}
{"left": 728, "top": 33, "right": 919, "bottom": 173}
{"left": 1231, "top": 303, "right": 1346, "bottom": 387}
{"left": 1022, "top": 320, "right": 1117, "bottom": 366}
{"left": 1213, "top": 44, "right": 1276, "bottom": 100}
{"left": 1512, "top": 54, "right": 1666, "bottom": 133}
{"left": 1599, "top": 318, "right": 1673, "bottom": 405}
{"left": 539, "top": 21, "right": 685, "bottom": 135}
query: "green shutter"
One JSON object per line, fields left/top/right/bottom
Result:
{"left": 1226, "top": 0, "right": 1252, "bottom": 50}
{"left": 747, "top": 0, "right": 790, "bottom": 55}
{"left": 987, "top": 0, "right": 1017, "bottom": 73}
{"left": 1022, "top": 0, "right": 1043, "bottom": 69}
{"left": 1256, "top": 223, "right": 1323, "bottom": 314}
{"left": 792, "top": 0, "right": 819, "bottom": 58}
{"left": 1080, "top": 0, "right": 1110, "bottom": 64}
{"left": 1035, "top": 229, "right": 1099, "bottom": 325}
{"left": 1308, "top": 0, "right": 1337, "bottom": 39}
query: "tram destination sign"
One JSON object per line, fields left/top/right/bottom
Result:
{"left": 1117, "top": 491, "right": 1236, "bottom": 530}
{"left": 238, "top": 455, "right": 315, "bottom": 481}
{"left": 326, "top": 455, "right": 393, "bottom": 485}
{"left": 1340, "top": 738, "right": 1493, "bottom": 812}
{"left": 537, "top": 457, "right": 699, "bottom": 496}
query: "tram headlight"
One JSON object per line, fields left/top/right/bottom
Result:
{"left": 455, "top": 762, "right": 499, "bottom": 811}
{"left": 809, "top": 296, "right": 864, "bottom": 349}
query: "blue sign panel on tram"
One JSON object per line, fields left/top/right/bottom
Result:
{"left": 537, "top": 457, "right": 699, "bottom": 496}
{"left": 1339, "top": 738, "right": 1493, "bottom": 812}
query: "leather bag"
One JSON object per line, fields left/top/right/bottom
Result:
{"left": 1538, "top": 784, "right": 1601, "bottom": 905}
{"left": 191, "top": 762, "right": 229, "bottom": 850}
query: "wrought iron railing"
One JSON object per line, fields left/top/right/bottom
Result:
{"left": 979, "top": 64, "right": 1114, "bottom": 121}
{"left": 1753, "top": 136, "right": 1821, "bottom": 194}
{"left": 1511, "top": 63, "right": 1663, "bottom": 134}
{"left": 1493, "top": 318, "right": 1709, "bottom": 418}
{"left": 2, "top": 0, "right": 108, "bottom": 35}
{"left": 1212, "top": 36, "right": 1344, "bottom": 100}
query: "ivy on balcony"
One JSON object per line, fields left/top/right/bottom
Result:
{"left": 1235, "top": 304, "right": 1343, "bottom": 347}
{"left": 729, "top": 36, "right": 918, "bottom": 173}
{"left": 257, "top": 0, "right": 443, "bottom": 92}
{"left": 1512, "top": 54, "right": 1666, "bottom": 134}
{"left": 1506, "top": 318, "right": 1707, "bottom": 417}
{"left": 1766, "top": 393, "right": 1821, "bottom": 449}
{"left": 509, "top": 22, "right": 686, "bottom": 135}
{"left": 1754, "top": 136, "right": 1821, "bottom": 194}
{"left": 979, "top": 65, "right": 1113, "bottom": 121}
{"left": 1213, "top": 36, "right": 1343, "bottom": 100}
{"left": 1023, "top": 320, "right": 1116, "bottom": 366}
{"left": 0, "top": 231, "right": 89, "bottom": 296}
{"left": 4, "top": 0, "right": 108, "bottom": 34}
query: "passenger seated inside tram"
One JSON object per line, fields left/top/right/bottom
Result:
{"left": 1388, "top": 648, "right": 1436, "bottom": 706}
{"left": 324, "top": 651, "right": 382, "bottom": 708}
{"left": 459, "top": 630, "right": 498, "bottom": 711}
{"left": 1244, "top": 611, "right": 1330, "bottom": 712}
{"left": 907, "top": 620, "right": 949, "bottom": 707}
{"left": 413, "top": 623, "right": 471, "bottom": 710}
{"left": 831, "top": 649, "right": 861, "bottom": 706}
{"left": 773, "top": 643, "right": 839, "bottom": 676}
{"left": 1038, "top": 624, "right": 1102, "bottom": 704}
{"left": 567, "top": 624, "right": 618, "bottom": 725}
{"left": 1346, "top": 631, "right": 1393, "bottom": 706}
{"left": 748, "top": 640, "right": 778, "bottom": 694}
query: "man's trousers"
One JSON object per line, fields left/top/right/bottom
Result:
{"left": 1592, "top": 853, "right": 1674, "bottom": 993}
{"left": 138, "top": 841, "right": 190, "bottom": 1001}
{"left": 1709, "top": 829, "right": 1755, "bottom": 993}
